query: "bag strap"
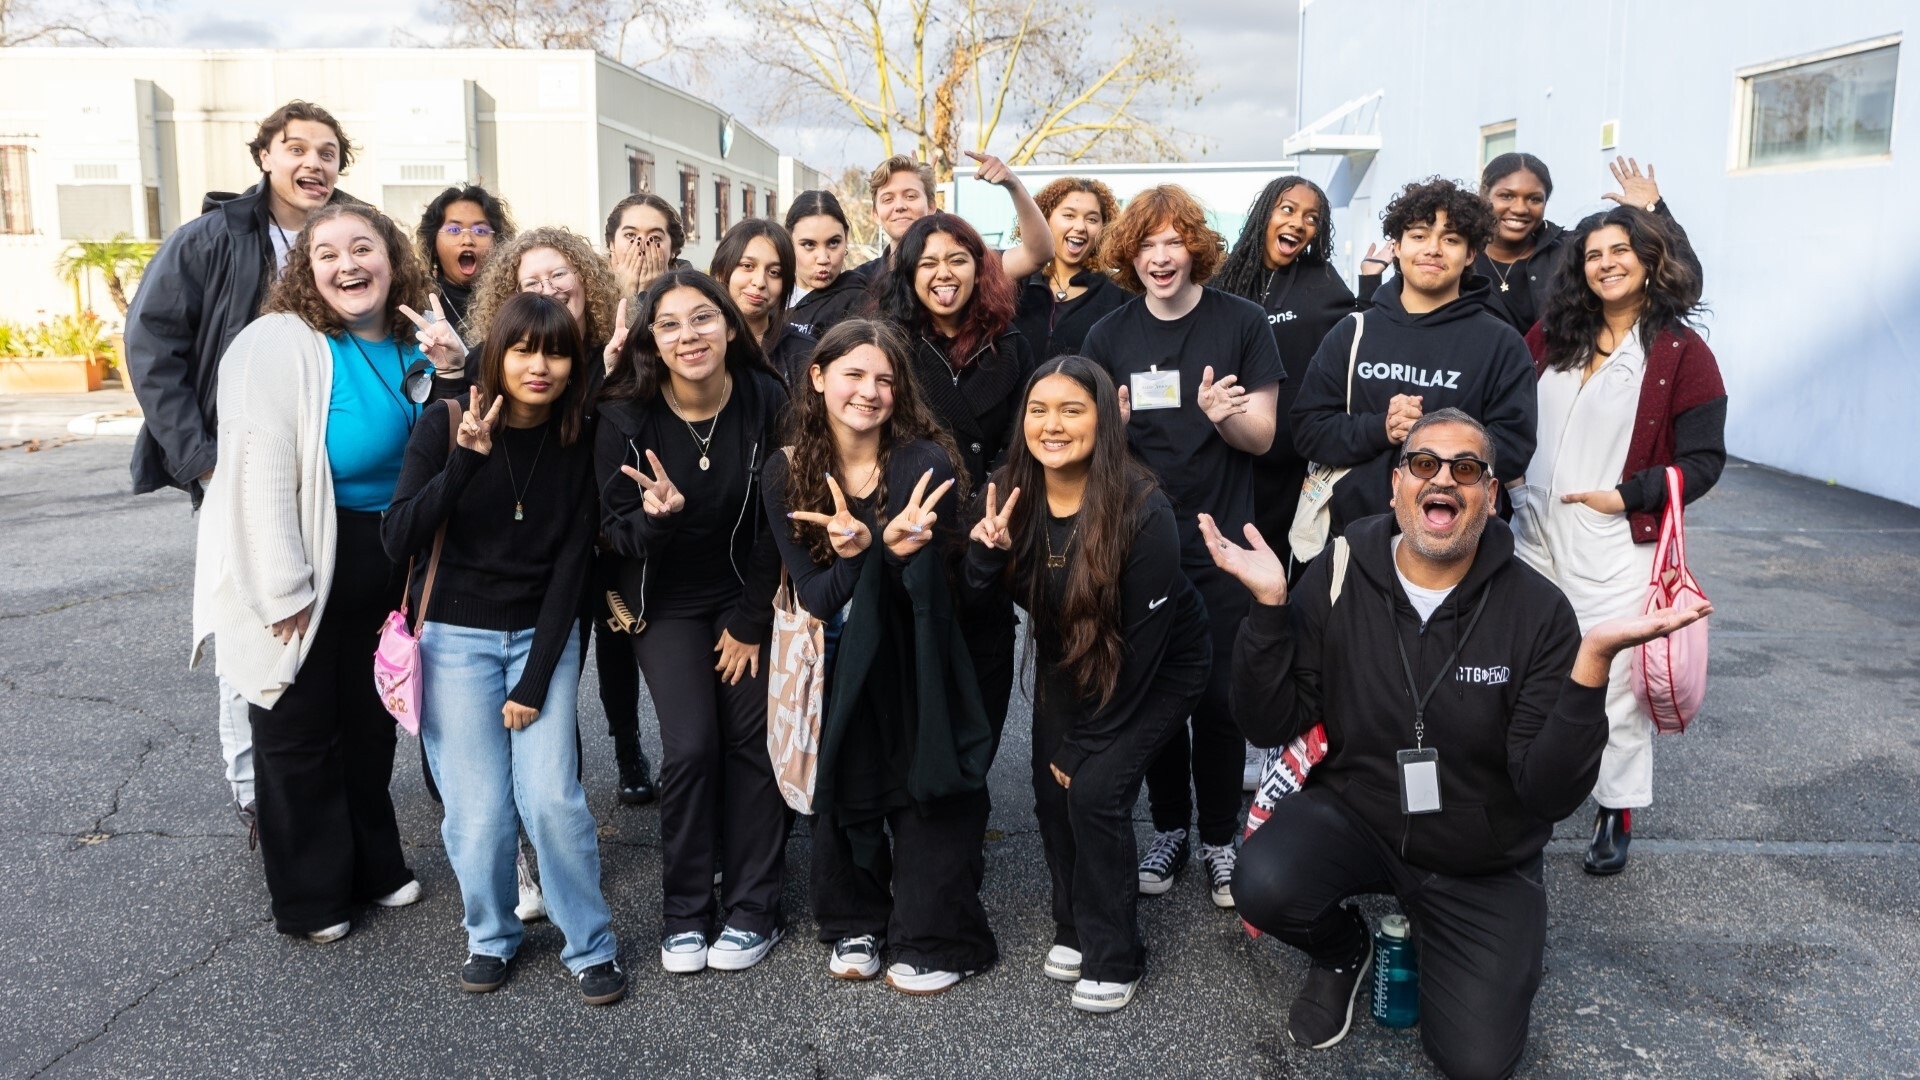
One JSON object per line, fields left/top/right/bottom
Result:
{"left": 410, "top": 398, "right": 462, "bottom": 635}
{"left": 1662, "top": 465, "right": 1688, "bottom": 573}
{"left": 1344, "top": 312, "right": 1364, "bottom": 413}
{"left": 1328, "top": 535, "right": 1351, "bottom": 606}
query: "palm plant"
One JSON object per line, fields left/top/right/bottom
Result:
{"left": 54, "top": 235, "right": 158, "bottom": 316}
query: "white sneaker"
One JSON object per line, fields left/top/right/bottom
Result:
{"left": 1072, "top": 978, "right": 1138, "bottom": 1013}
{"left": 1198, "top": 842, "right": 1237, "bottom": 909}
{"left": 374, "top": 880, "right": 422, "bottom": 908}
{"left": 1244, "top": 742, "right": 1263, "bottom": 792}
{"left": 516, "top": 850, "right": 546, "bottom": 923}
{"left": 307, "top": 921, "right": 351, "bottom": 944}
{"left": 829, "top": 935, "right": 882, "bottom": 981}
{"left": 660, "top": 931, "right": 708, "bottom": 974}
{"left": 1044, "top": 945, "right": 1082, "bottom": 983}
{"left": 885, "top": 962, "right": 970, "bottom": 996}
{"left": 1137, "top": 828, "right": 1189, "bottom": 895}
{"left": 707, "top": 925, "right": 782, "bottom": 971}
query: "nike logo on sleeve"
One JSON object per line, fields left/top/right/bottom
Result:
{"left": 1147, "top": 596, "right": 1168, "bottom": 611}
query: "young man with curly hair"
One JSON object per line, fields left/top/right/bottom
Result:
{"left": 1080, "top": 184, "right": 1286, "bottom": 911}
{"left": 1290, "top": 176, "right": 1538, "bottom": 546}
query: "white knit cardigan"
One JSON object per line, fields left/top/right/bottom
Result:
{"left": 191, "top": 312, "right": 342, "bottom": 709}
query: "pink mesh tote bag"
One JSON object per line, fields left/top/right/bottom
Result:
{"left": 1631, "top": 466, "right": 1711, "bottom": 734}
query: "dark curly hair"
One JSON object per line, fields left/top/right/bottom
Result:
{"left": 414, "top": 184, "right": 517, "bottom": 278}
{"left": 262, "top": 204, "right": 430, "bottom": 343}
{"left": 781, "top": 318, "right": 966, "bottom": 567}
{"left": 1021, "top": 177, "right": 1120, "bottom": 272}
{"left": 1381, "top": 176, "right": 1497, "bottom": 254}
{"left": 1097, "top": 184, "right": 1226, "bottom": 292}
{"left": 1538, "top": 207, "right": 1704, "bottom": 373}
{"left": 1217, "top": 176, "right": 1334, "bottom": 301}
{"left": 601, "top": 267, "right": 780, "bottom": 403}
{"left": 876, "top": 212, "right": 1017, "bottom": 368}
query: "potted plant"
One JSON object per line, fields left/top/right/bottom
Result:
{"left": 0, "top": 313, "right": 115, "bottom": 393}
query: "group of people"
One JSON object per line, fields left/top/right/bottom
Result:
{"left": 125, "top": 98, "right": 1721, "bottom": 1078}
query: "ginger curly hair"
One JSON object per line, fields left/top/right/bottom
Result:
{"left": 262, "top": 204, "right": 431, "bottom": 343}
{"left": 1097, "top": 184, "right": 1226, "bottom": 293}
{"left": 466, "top": 226, "right": 619, "bottom": 354}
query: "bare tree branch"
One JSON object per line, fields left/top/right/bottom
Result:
{"left": 0, "top": 0, "right": 144, "bottom": 46}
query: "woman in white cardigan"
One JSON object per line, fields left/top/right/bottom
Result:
{"left": 194, "top": 203, "right": 461, "bottom": 942}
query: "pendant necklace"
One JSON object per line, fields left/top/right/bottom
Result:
{"left": 501, "top": 426, "right": 548, "bottom": 522}
{"left": 665, "top": 375, "right": 730, "bottom": 471}
{"left": 1044, "top": 520, "right": 1077, "bottom": 570}
{"left": 1488, "top": 249, "right": 1529, "bottom": 294}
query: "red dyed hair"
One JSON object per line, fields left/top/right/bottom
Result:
{"left": 877, "top": 212, "right": 1018, "bottom": 368}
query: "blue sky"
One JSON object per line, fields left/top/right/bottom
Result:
{"left": 141, "top": 0, "right": 1297, "bottom": 168}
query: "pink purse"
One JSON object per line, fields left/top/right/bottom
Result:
{"left": 374, "top": 399, "right": 460, "bottom": 736}
{"left": 1631, "top": 466, "right": 1711, "bottom": 734}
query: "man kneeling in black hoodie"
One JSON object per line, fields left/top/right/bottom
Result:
{"left": 1199, "top": 409, "right": 1707, "bottom": 1080}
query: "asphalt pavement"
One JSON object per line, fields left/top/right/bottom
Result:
{"left": 2, "top": 426, "right": 1916, "bottom": 1079}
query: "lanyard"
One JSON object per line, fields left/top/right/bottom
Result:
{"left": 348, "top": 336, "right": 419, "bottom": 428}
{"left": 1392, "top": 584, "right": 1490, "bottom": 749}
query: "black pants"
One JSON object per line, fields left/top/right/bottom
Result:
{"left": 1235, "top": 786, "right": 1547, "bottom": 1080}
{"left": 810, "top": 790, "right": 997, "bottom": 973}
{"left": 1143, "top": 561, "right": 1239, "bottom": 845}
{"left": 960, "top": 601, "right": 1017, "bottom": 757}
{"left": 1034, "top": 681, "right": 1196, "bottom": 984}
{"left": 249, "top": 509, "right": 413, "bottom": 935}
{"left": 591, "top": 554, "right": 645, "bottom": 742}
{"left": 630, "top": 610, "right": 786, "bottom": 937}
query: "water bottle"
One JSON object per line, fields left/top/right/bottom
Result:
{"left": 1371, "top": 914, "right": 1419, "bottom": 1028}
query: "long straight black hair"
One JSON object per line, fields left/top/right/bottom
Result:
{"left": 477, "top": 292, "right": 587, "bottom": 447}
{"left": 710, "top": 219, "right": 799, "bottom": 356}
{"left": 601, "top": 268, "right": 780, "bottom": 403}
{"left": 990, "top": 355, "right": 1155, "bottom": 707}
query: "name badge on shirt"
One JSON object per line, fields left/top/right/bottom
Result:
{"left": 1397, "top": 748, "right": 1442, "bottom": 815}
{"left": 1130, "top": 367, "right": 1180, "bottom": 411}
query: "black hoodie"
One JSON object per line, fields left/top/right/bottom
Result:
{"left": 1012, "top": 269, "right": 1129, "bottom": 360}
{"left": 1230, "top": 513, "right": 1608, "bottom": 876}
{"left": 1290, "top": 273, "right": 1537, "bottom": 538}
{"left": 787, "top": 268, "right": 872, "bottom": 338}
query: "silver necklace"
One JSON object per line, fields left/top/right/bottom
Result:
{"left": 664, "top": 376, "right": 731, "bottom": 471}
{"left": 501, "top": 427, "right": 548, "bottom": 522}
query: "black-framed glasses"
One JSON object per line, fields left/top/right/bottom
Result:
{"left": 402, "top": 359, "right": 434, "bottom": 404}
{"left": 1400, "top": 450, "right": 1492, "bottom": 485}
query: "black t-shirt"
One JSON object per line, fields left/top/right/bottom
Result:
{"left": 1082, "top": 288, "right": 1287, "bottom": 561}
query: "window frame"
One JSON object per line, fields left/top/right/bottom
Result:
{"left": 714, "top": 175, "right": 731, "bottom": 236}
{"left": 680, "top": 164, "right": 701, "bottom": 243}
{"left": 1478, "top": 120, "right": 1517, "bottom": 169}
{"left": 1729, "top": 34, "right": 1901, "bottom": 174}
{"left": 0, "top": 143, "right": 34, "bottom": 236}
{"left": 627, "top": 147, "right": 655, "bottom": 195}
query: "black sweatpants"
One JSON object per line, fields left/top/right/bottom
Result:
{"left": 810, "top": 791, "right": 997, "bottom": 973}
{"left": 1143, "top": 560, "right": 1241, "bottom": 845}
{"left": 1033, "top": 682, "right": 1195, "bottom": 984}
{"left": 249, "top": 509, "right": 414, "bottom": 936}
{"left": 630, "top": 610, "right": 786, "bottom": 937}
{"left": 1234, "top": 786, "right": 1548, "bottom": 1080}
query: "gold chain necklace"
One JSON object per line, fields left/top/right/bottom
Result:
{"left": 1044, "top": 521, "right": 1078, "bottom": 569}
{"left": 663, "top": 374, "right": 732, "bottom": 471}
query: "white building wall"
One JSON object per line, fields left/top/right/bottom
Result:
{"left": 1292, "top": 0, "right": 1916, "bottom": 506}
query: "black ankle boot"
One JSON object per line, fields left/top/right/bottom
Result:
{"left": 614, "top": 735, "right": 657, "bottom": 806}
{"left": 1584, "top": 807, "right": 1631, "bottom": 875}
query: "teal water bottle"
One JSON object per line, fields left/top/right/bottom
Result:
{"left": 1371, "top": 914, "right": 1419, "bottom": 1028}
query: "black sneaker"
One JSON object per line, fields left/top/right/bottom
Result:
{"left": 614, "top": 736, "right": 657, "bottom": 806}
{"left": 460, "top": 953, "right": 510, "bottom": 993}
{"left": 578, "top": 960, "right": 628, "bottom": 1006}
{"left": 1584, "top": 806, "right": 1631, "bottom": 875}
{"left": 1137, "top": 828, "right": 1190, "bottom": 895}
{"left": 1287, "top": 916, "right": 1374, "bottom": 1050}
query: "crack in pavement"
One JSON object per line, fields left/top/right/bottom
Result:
{"left": 25, "top": 917, "right": 271, "bottom": 1078}
{"left": 0, "top": 583, "right": 184, "bottom": 621}
{"left": 0, "top": 674, "right": 192, "bottom": 845}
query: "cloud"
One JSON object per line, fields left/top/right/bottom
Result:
{"left": 177, "top": 17, "right": 280, "bottom": 47}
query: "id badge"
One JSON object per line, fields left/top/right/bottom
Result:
{"left": 1396, "top": 748, "right": 1442, "bottom": 815}
{"left": 1130, "top": 367, "right": 1181, "bottom": 410}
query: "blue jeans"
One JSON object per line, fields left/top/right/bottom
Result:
{"left": 420, "top": 623, "right": 616, "bottom": 972}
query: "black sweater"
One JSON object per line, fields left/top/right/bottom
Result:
{"left": 787, "top": 269, "right": 873, "bottom": 338}
{"left": 1012, "top": 270, "right": 1129, "bottom": 360}
{"left": 381, "top": 403, "right": 596, "bottom": 707}
{"left": 593, "top": 368, "right": 787, "bottom": 644}
{"left": 962, "top": 489, "right": 1209, "bottom": 774}
{"left": 1291, "top": 274, "right": 1537, "bottom": 537}
{"left": 907, "top": 328, "right": 1037, "bottom": 488}
{"left": 1230, "top": 513, "right": 1607, "bottom": 875}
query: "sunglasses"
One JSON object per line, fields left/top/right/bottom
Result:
{"left": 402, "top": 359, "right": 434, "bottom": 404}
{"left": 1400, "top": 450, "right": 1492, "bottom": 485}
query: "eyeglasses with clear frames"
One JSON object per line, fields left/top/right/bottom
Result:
{"left": 651, "top": 309, "right": 724, "bottom": 342}
{"left": 519, "top": 266, "right": 575, "bottom": 293}
{"left": 441, "top": 224, "right": 496, "bottom": 238}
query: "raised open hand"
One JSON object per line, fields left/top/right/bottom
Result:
{"left": 1602, "top": 156, "right": 1661, "bottom": 210}
{"left": 1586, "top": 600, "right": 1712, "bottom": 659}
{"left": 457, "top": 386, "right": 503, "bottom": 455}
{"left": 620, "top": 449, "right": 685, "bottom": 517}
{"left": 1361, "top": 240, "right": 1396, "bottom": 271}
{"left": 969, "top": 482, "right": 1022, "bottom": 551}
{"left": 400, "top": 293, "right": 466, "bottom": 374}
{"left": 1197, "top": 365, "right": 1248, "bottom": 424}
{"left": 788, "top": 473, "right": 873, "bottom": 559}
{"left": 883, "top": 468, "right": 956, "bottom": 558}
{"left": 603, "top": 297, "right": 629, "bottom": 376}
{"left": 1117, "top": 384, "right": 1132, "bottom": 426}
{"left": 1199, "top": 513, "right": 1288, "bottom": 607}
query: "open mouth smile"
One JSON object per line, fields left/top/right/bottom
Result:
{"left": 1420, "top": 491, "right": 1461, "bottom": 530}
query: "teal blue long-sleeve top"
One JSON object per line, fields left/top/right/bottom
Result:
{"left": 325, "top": 332, "right": 427, "bottom": 512}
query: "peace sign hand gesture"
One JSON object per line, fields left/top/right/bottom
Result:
{"left": 883, "top": 469, "right": 956, "bottom": 558}
{"left": 969, "top": 482, "right": 1022, "bottom": 551}
{"left": 400, "top": 294, "right": 467, "bottom": 375}
{"left": 787, "top": 473, "right": 873, "bottom": 559}
{"left": 1199, "top": 513, "right": 1288, "bottom": 607}
{"left": 620, "top": 449, "right": 685, "bottom": 517}
{"left": 457, "top": 386, "right": 502, "bottom": 455}
{"left": 1197, "top": 366, "right": 1248, "bottom": 424}
{"left": 603, "top": 298, "right": 629, "bottom": 377}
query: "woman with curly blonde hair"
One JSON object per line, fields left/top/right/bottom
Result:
{"left": 193, "top": 202, "right": 465, "bottom": 944}
{"left": 1013, "top": 177, "right": 1127, "bottom": 359}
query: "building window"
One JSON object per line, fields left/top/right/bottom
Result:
{"left": 0, "top": 145, "right": 32, "bottom": 235}
{"left": 680, "top": 165, "right": 700, "bottom": 242}
{"left": 628, "top": 148, "right": 655, "bottom": 194}
{"left": 714, "top": 177, "right": 731, "bottom": 236}
{"left": 741, "top": 182, "right": 756, "bottom": 221}
{"left": 766, "top": 190, "right": 777, "bottom": 218}
{"left": 1737, "top": 37, "right": 1899, "bottom": 169}
{"left": 1479, "top": 121, "right": 1517, "bottom": 167}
